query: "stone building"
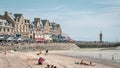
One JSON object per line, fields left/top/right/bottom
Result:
{"left": 49, "top": 22, "right": 62, "bottom": 42}
{"left": 30, "top": 19, "right": 62, "bottom": 42}
{"left": 30, "top": 19, "right": 53, "bottom": 42}
{"left": 14, "top": 14, "right": 30, "bottom": 38}
{"left": 0, "top": 11, "right": 30, "bottom": 38}
{"left": 49, "top": 22, "right": 62, "bottom": 35}
{"left": 41, "top": 20, "right": 51, "bottom": 34}
{"left": 29, "top": 18, "right": 45, "bottom": 42}
{"left": 0, "top": 11, "right": 62, "bottom": 42}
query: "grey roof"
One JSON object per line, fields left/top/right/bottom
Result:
{"left": 56, "top": 24, "right": 60, "bottom": 28}
{"left": 41, "top": 20, "right": 47, "bottom": 26}
{"left": 8, "top": 13, "right": 15, "bottom": 21}
{"left": 0, "top": 19, "right": 13, "bottom": 28}
{"left": 30, "top": 22, "right": 36, "bottom": 29}
{"left": 32, "top": 20, "right": 43, "bottom": 26}
{"left": 25, "top": 19, "right": 30, "bottom": 23}
{"left": 32, "top": 21, "right": 37, "bottom": 25}
{"left": 14, "top": 14, "right": 22, "bottom": 18}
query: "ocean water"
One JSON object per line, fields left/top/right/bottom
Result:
{"left": 63, "top": 49, "right": 120, "bottom": 62}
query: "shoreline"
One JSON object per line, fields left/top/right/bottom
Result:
{"left": 54, "top": 53, "right": 120, "bottom": 68}
{"left": 48, "top": 50, "right": 120, "bottom": 68}
{"left": 20, "top": 51, "right": 114, "bottom": 68}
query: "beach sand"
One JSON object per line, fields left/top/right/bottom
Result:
{"left": 0, "top": 50, "right": 115, "bottom": 68}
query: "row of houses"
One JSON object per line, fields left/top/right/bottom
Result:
{"left": 0, "top": 11, "right": 62, "bottom": 42}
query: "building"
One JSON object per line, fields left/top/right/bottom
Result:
{"left": 0, "top": 11, "right": 30, "bottom": 38}
{"left": 0, "top": 11, "right": 62, "bottom": 42}
{"left": 0, "top": 19, "right": 13, "bottom": 34}
{"left": 0, "top": 12, "right": 14, "bottom": 41}
{"left": 30, "top": 18, "right": 45, "bottom": 42}
{"left": 49, "top": 22, "right": 62, "bottom": 42}
{"left": 14, "top": 14, "right": 30, "bottom": 38}
{"left": 0, "top": 19, "right": 14, "bottom": 41}
{"left": 31, "top": 19, "right": 52, "bottom": 42}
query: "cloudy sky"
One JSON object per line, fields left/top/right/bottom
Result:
{"left": 0, "top": 0, "right": 120, "bottom": 42}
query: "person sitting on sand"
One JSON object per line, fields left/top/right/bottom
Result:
{"left": 51, "top": 65, "right": 54, "bottom": 68}
{"left": 38, "top": 57, "right": 45, "bottom": 65}
{"left": 80, "top": 60, "right": 84, "bottom": 64}
{"left": 46, "top": 64, "right": 57, "bottom": 68}
{"left": 90, "top": 61, "right": 92, "bottom": 65}
{"left": 80, "top": 60, "right": 89, "bottom": 65}
{"left": 46, "top": 64, "right": 50, "bottom": 68}
{"left": 89, "top": 61, "right": 95, "bottom": 66}
{"left": 54, "top": 66, "right": 57, "bottom": 68}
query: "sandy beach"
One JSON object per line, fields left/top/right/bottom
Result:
{"left": 1, "top": 49, "right": 119, "bottom": 68}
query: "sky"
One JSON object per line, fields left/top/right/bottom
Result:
{"left": 0, "top": 0, "right": 120, "bottom": 42}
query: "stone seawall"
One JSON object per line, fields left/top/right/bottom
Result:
{"left": 76, "top": 42, "right": 116, "bottom": 48}
{"left": 0, "top": 43, "right": 80, "bottom": 52}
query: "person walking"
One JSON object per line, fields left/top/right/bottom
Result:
{"left": 40, "top": 49, "right": 42, "bottom": 55}
{"left": 4, "top": 46, "right": 7, "bottom": 55}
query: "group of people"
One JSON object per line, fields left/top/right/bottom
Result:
{"left": 38, "top": 49, "right": 57, "bottom": 68}
{"left": 38, "top": 57, "right": 57, "bottom": 68}
{"left": 38, "top": 49, "right": 49, "bottom": 65}
{"left": 39, "top": 49, "right": 48, "bottom": 55}
{"left": 46, "top": 64, "right": 57, "bottom": 68}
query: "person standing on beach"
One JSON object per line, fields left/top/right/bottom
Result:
{"left": 40, "top": 49, "right": 42, "bottom": 54}
{"left": 45, "top": 50, "right": 48, "bottom": 55}
{"left": 112, "top": 55, "right": 114, "bottom": 60}
{"left": 4, "top": 46, "right": 7, "bottom": 55}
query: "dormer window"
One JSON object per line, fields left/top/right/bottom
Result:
{"left": 7, "top": 29, "right": 9, "bottom": 32}
{"left": 0, "top": 28, "right": 1, "bottom": 31}
{"left": 5, "top": 22, "right": 7, "bottom": 26}
{"left": 4, "top": 28, "right": 5, "bottom": 32}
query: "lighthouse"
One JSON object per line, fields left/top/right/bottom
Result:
{"left": 100, "top": 32, "right": 102, "bottom": 43}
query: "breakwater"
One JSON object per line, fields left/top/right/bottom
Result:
{"left": 75, "top": 42, "right": 117, "bottom": 48}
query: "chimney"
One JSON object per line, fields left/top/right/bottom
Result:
{"left": 34, "top": 18, "right": 40, "bottom": 23}
{"left": 5, "top": 11, "right": 8, "bottom": 15}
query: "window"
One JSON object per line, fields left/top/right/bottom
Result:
{"left": 4, "top": 28, "right": 5, "bottom": 32}
{"left": 30, "top": 31, "right": 32, "bottom": 33}
{"left": 30, "top": 35, "right": 32, "bottom": 39}
{"left": 0, "top": 22, "right": 2, "bottom": 25}
{"left": 7, "top": 29, "right": 9, "bottom": 32}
